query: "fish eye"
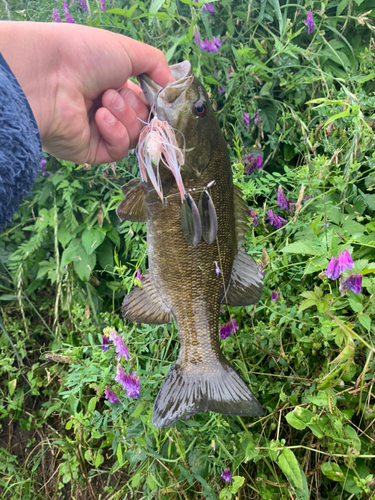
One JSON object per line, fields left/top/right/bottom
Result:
{"left": 194, "top": 101, "right": 207, "bottom": 117}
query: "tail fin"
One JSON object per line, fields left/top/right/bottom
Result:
{"left": 152, "top": 359, "right": 263, "bottom": 428}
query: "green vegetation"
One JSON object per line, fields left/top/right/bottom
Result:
{"left": 1, "top": 0, "right": 375, "bottom": 498}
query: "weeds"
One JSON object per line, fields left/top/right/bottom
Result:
{"left": 0, "top": 0, "right": 375, "bottom": 498}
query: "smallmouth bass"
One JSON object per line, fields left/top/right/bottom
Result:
{"left": 117, "top": 61, "right": 263, "bottom": 427}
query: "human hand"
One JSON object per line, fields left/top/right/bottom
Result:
{"left": 0, "top": 22, "right": 174, "bottom": 164}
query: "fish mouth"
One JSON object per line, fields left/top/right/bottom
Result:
{"left": 138, "top": 61, "right": 193, "bottom": 122}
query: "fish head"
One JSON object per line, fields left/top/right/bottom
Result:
{"left": 139, "top": 61, "right": 218, "bottom": 179}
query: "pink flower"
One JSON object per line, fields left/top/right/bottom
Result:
{"left": 219, "top": 319, "right": 239, "bottom": 340}
{"left": 104, "top": 387, "right": 120, "bottom": 404}
{"left": 221, "top": 468, "right": 232, "bottom": 482}
{"left": 115, "top": 366, "right": 140, "bottom": 399}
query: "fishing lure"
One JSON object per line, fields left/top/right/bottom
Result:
{"left": 136, "top": 113, "right": 217, "bottom": 247}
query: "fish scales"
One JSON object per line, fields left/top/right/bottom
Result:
{"left": 117, "top": 60, "right": 264, "bottom": 427}
{"left": 148, "top": 148, "right": 233, "bottom": 368}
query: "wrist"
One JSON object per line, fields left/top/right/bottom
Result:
{"left": 0, "top": 22, "right": 57, "bottom": 140}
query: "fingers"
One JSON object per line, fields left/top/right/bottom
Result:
{"left": 93, "top": 87, "right": 149, "bottom": 164}
{"left": 115, "top": 35, "right": 175, "bottom": 87}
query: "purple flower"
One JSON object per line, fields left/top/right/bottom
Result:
{"left": 227, "top": 69, "right": 234, "bottom": 79}
{"left": 271, "top": 291, "right": 281, "bottom": 303}
{"left": 277, "top": 185, "right": 289, "bottom": 211}
{"left": 338, "top": 249, "right": 354, "bottom": 273}
{"left": 214, "top": 261, "right": 222, "bottom": 276}
{"left": 268, "top": 210, "right": 287, "bottom": 230}
{"left": 101, "top": 335, "right": 110, "bottom": 351}
{"left": 221, "top": 468, "right": 232, "bottom": 482}
{"left": 219, "top": 319, "right": 239, "bottom": 340}
{"left": 78, "top": 0, "right": 89, "bottom": 12}
{"left": 203, "top": 37, "right": 218, "bottom": 53}
{"left": 51, "top": 9, "right": 61, "bottom": 22}
{"left": 325, "top": 217, "right": 329, "bottom": 228}
{"left": 213, "top": 36, "right": 221, "bottom": 49}
{"left": 193, "top": 28, "right": 205, "bottom": 50}
{"left": 218, "top": 86, "right": 224, "bottom": 94}
{"left": 104, "top": 387, "right": 120, "bottom": 404}
{"left": 246, "top": 209, "right": 259, "bottom": 226}
{"left": 108, "top": 329, "right": 130, "bottom": 362}
{"left": 326, "top": 257, "right": 340, "bottom": 280}
{"left": 256, "top": 154, "right": 263, "bottom": 169}
{"left": 203, "top": 2, "right": 215, "bottom": 12}
{"left": 302, "top": 194, "right": 313, "bottom": 204}
{"left": 40, "top": 159, "right": 47, "bottom": 176}
{"left": 115, "top": 366, "right": 140, "bottom": 399}
{"left": 243, "top": 112, "right": 250, "bottom": 128}
{"left": 254, "top": 111, "right": 259, "bottom": 125}
{"left": 63, "top": 1, "right": 75, "bottom": 23}
{"left": 305, "top": 10, "right": 315, "bottom": 35}
{"left": 342, "top": 274, "right": 362, "bottom": 294}
{"left": 100, "top": 0, "right": 106, "bottom": 11}
{"left": 136, "top": 269, "right": 144, "bottom": 282}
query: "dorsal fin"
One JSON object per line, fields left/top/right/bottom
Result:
{"left": 116, "top": 179, "right": 147, "bottom": 222}
{"left": 122, "top": 273, "right": 172, "bottom": 325}
{"left": 223, "top": 186, "right": 263, "bottom": 306}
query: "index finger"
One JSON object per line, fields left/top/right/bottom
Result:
{"left": 114, "top": 34, "right": 175, "bottom": 87}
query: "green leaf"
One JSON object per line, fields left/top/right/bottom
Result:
{"left": 348, "top": 298, "right": 363, "bottom": 313}
{"left": 87, "top": 397, "right": 97, "bottom": 412}
{"left": 277, "top": 449, "right": 303, "bottom": 489}
{"left": 73, "top": 251, "right": 96, "bottom": 282}
{"left": 130, "top": 403, "right": 145, "bottom": 419}
{"left": 149, "top": 0, "right": 165, "bottom": 14}
{"left": 306, "top": 392, "right": 329, "bottom": 407}
{"left": 227, "top": 18, "right": 235, "bottom": 35}
{"left": 254, "top": 38, "right": 267, "bottom": 54}
{"left": 245, "top": 441, "right": 260, "bottom": 461}
{"left": 259, "top": 104, "right": 277, "bottom": 133}
{"left": 94, "top": 451, "right": 103, "bottom": 468}
{"left": 131, "top": 473, "right": 142, "bottom": 487}
{"left": 336, "top": 0, "right": 349, "bottom": 15}
{"left": 82, "top": 228, "right": 106, "bottom": 255}
{"left": 146, "top": 474, "right": 158, "bottom": 490}
{"left": 321, "top": 462, "right": 345, "bottom": 482}
{"left": 97, "top": 238, "right": 114, "bottom": 272}
{"left": 282, "top": 241, "right": 320, "bottom": 255}
{"left": 117, "top": 443, "right": 123, "bottom": 466}
{"left": 298, "top": 299, "right": 317, "bottom": 313}
{"left": 359, "top": 314, "right": 371, "bottom": 331}
{"left": 285, "top": 407, "right": 314, "bottom": 430}
{"left": 324, "top": 109, "right": 350, "bottom": 126}
{"left": 8, "top": 379, "right": 17, "bottom": 396}
{"left": 230, "top": 476, "right": 245, "bottom": 494}
{"left": 0, "top": 295, "right": 18, "bottom": 301}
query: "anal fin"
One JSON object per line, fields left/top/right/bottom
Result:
{"left": 122, "top": 273, "right": 172, "bottom": 324}
{"left": 116, "top": 179, "right": 147, "bottom": 222}
{"left": 224, "top": 247, "right": 263, "bottom": 306}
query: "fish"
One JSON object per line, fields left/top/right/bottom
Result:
{"left": 116, "top": 60, "right": 264, "bottom": 428}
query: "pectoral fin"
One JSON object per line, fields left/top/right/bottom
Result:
{"left": 122, "top": 273, "right": 172, "bottom": 324}
{"left": 223, "top": 247, "right": 263, "bottom": 306}
{"left": 223, "top": 186, "right": 263, "bottom": 306}
{"left": 116, "top": 179, "right": 147, "bottom": 222}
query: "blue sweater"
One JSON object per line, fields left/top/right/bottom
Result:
{"left": 0, "top": 53, "right": 42, "bottom": 229}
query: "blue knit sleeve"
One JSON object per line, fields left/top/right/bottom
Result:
{"left": 0, "top": 53, "right": 42, "bottom": 229}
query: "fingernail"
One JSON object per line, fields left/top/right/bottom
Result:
{"left": 104, "top": 109, "right": 116, "bottom": 124}
{"left": 111, "top": 92, "right": 124, "bottom": 110}
{"left": 123, "top": 89, "right": 136, "bottom": 107}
